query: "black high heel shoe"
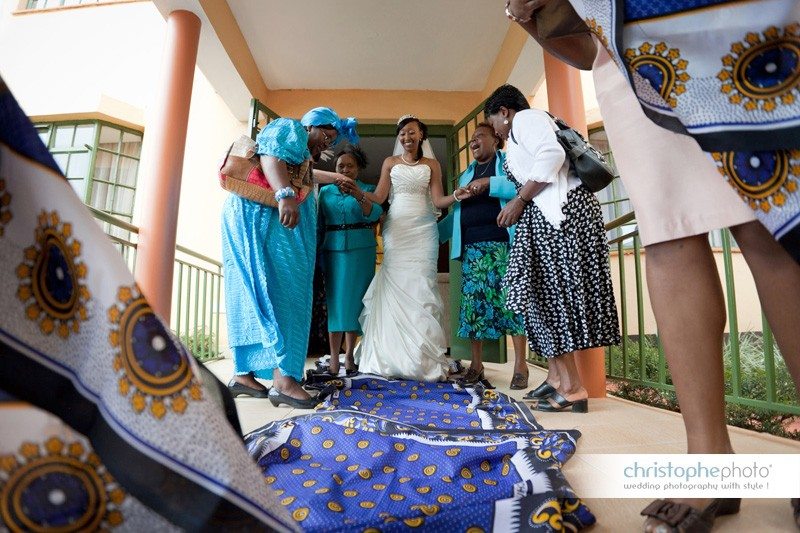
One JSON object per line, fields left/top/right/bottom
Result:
{"left": 533, "top": 392, "right": 588, "bottom": 413}
{"left": 228, "top": 380, "right": 269, "bottom": 398}
{"left": 268, "top": 388, "right": 321, "bottom": 409}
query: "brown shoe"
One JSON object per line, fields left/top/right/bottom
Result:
{"left": 509, "top": 372, "right": 529, "bottom": 390}
{"left": 641, "top": 498, "right": 741, "bottom": 532}
{"left": 460, "top": 366, "right": 484, "bottom": 385}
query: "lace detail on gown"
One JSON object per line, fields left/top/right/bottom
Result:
{"left": 355, "top": 164, "right": 448, "bottom": 382}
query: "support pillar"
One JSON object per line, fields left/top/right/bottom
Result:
{"left": 543, "top": 51, "right": 607, "bottom": 398}
{"left": 134, "top": 10, "right": 201, "bottom": 321}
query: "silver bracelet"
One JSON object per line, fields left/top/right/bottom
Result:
{"left": 453, "top": 191, "right": 462, "bottom": 203}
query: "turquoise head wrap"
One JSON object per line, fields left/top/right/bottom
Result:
{"left": 300, "top": 107, "right": 359, "bottom": 146}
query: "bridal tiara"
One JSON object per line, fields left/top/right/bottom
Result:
{"left": 397, "top": 114, "right": 418, "bottom": 125}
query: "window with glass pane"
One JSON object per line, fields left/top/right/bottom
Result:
{"left": 36, "top": 120, "right": 142, "bottom": 223}
{"left": 26, "top": 0, "right": 101, "bottom": 9}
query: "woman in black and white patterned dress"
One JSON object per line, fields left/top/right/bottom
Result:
{"left": 485, "top": 84, "right": 620, "bottom": 413}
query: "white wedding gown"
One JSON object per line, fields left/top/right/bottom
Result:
{"left": 355, "top": 163, "right": 449, "bottom": 382}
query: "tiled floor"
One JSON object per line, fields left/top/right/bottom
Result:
{"left": 205, "top": 358, "right": 799, "bottom": 532}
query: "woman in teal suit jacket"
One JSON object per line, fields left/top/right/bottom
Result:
{"left": 440, "top": 123, "right": 528, "bottom": 389}
{"left": 318, "top": 145, "right": 382, "bottom": 375}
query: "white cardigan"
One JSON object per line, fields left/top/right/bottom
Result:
{"left": 504, "top": 109, "right": 581, "bottom": 227}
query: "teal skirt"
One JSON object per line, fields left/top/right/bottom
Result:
{"left": 324, "top": 246, "right": 376, "bottom": 332}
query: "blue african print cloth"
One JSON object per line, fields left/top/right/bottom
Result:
{"left": 245, "top": 376, "right": 595, "bottom": 532}
{"left": 572, "top": 0, "right": 800, "bottom": 261}
{"left": 0, "top": 76, "right": 296, "bottom": 531}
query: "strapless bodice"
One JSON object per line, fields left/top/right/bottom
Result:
{"left": 389, "top": 163, "right": 431, "bottom": 197}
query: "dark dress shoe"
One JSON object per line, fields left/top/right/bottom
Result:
{"left": 268, "top": 388, "right": 321, "bottom": 409}
{"left": 523, "top": 380, "right": 556, "bottom": 400}
{"left": 641, "top": 497, "right": 740, "bottom": 532}
{"left": 509, "top": 372, "right": 529, "bottom": 390}
{"left": 533, "top": 392, "right": 588, "bottom": 413}
{"left": 460, "top": 366, "right": 484, "bottom": 385}
{"left": 228, "top": 380, "right": 269, "bottom": 398}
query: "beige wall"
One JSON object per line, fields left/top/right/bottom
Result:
{"left": 0, "top": 1, "right": 245, "bottom": 263}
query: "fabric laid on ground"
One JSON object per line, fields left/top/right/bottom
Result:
{"left": 245, "top": 375, "right": 595, "bottom": 532}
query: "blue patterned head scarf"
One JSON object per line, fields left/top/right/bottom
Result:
{"left": 301, "top": 107, "right": 359, "bottom": 146}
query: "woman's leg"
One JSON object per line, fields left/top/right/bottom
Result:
{"left": 344, "top": 332, "right": 358, "bottom": 370}
{"left": 470, "top": 340, "right": 484, "bottom": 371}
{"left": 643, "top": 234, "right": 731, "bottom": 531}
{"left": 546, "top": 352, "right": 586, "bottom": 403}
{"left": 730, "top": 221, "right": 800, "bottom": 395}
{"left": 511, "top": 335, "right": 528, "bottom": 376}
{"left": 328, "top": 331, "right": 343, "bottom": 374}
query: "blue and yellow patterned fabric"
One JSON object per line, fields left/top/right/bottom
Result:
{"left": 573, "top": 0, "right": 800, "bottom": 261}
{"left": 245, "top": 375, "right": 595, "bottom": 532}
{"left": 0, "top": 76, "right": 297, "bottom": 531}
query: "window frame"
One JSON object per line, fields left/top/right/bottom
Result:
{"left": 36, "top": 119, "right": 142, "bottom": 222}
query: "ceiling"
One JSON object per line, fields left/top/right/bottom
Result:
{"left": 151, "top": 0, "right": 543, "bottom": 121}
{"left": 229, "top": 0, "right": 510, "bottom": 91}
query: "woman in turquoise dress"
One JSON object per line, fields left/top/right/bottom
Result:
{"left": 318, "top": 145, "right": 382, "bottom": 375}
{"left": 222, "top": 107, "right": 358, "bottom": 408}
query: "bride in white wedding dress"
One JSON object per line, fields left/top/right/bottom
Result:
{"left": 355, "top": 116, "right": 472, "bottom": 382}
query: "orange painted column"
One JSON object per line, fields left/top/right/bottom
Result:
{"left": 543, "top": 51, "right": 607, "bottom": 398}
{"left": 134, "top": 10, "right": 201, "bottom": 321}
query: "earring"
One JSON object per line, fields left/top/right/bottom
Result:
{"left": 503, "top": 119, "right": 509, "bottom": 125}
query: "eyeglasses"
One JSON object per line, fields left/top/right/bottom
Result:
{"left": 321, "top": 131, "right": 333, "bottom": 149}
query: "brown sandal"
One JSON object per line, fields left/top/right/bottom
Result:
{"left": 509, "top": 372, "right": 529, "bottom": 390}
{"left": 460, "top": 366, "right": 484, "bottom": 385}
{"left": 641, "top": 498, "right": 740, "bottom": 532}
{"left": 791, "top": 498, "right": 799, "bottom": 529}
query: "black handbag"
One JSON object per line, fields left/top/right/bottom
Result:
{"left": 546, "top": 113, "right": 615, "bottom": 193}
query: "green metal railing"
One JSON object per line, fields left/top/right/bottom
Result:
{"left": 605, "top": 211, "right": 799, "bottom": 415}
{"left": 89, "top": 207, "right": 224, "bottom": 361}
{"left": 249, "top": 99, "right": 281, "bottom": 140}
